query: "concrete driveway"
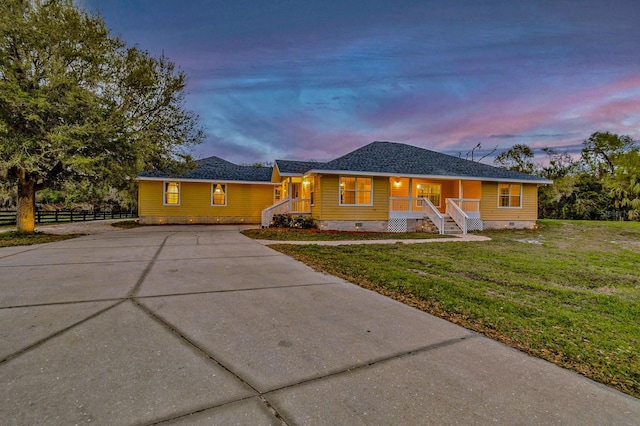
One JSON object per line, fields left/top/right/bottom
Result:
{"left": 1, "top": 225, "right": 638, "bottom": 425}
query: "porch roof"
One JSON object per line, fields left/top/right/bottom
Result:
{"left": 307, "top": 141, "right": 552, "bottom": 184}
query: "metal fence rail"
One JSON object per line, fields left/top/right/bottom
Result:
{"left": 0, "top": 210, "right": 137, "bottom": 226}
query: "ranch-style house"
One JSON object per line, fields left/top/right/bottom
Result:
{"left": 138, "top": 141, "right": 552, "bottom": 234}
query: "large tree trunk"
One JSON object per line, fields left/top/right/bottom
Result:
{"left": 16, "top": 173, "right": 37, "bottom": 233}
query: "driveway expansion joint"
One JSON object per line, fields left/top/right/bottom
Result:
{"left": 127, "top": 233, "right": 173, "bottom": 298}
{"left": 133, "top": 281, "right": 344, "bottom": 300}
{"left": 261, "top": 333, "right": 478, "bottom": 397}
{"left": 132, "top": 299, "right": 262, "bottom": 395}
{"left": 0, "top": 300, "right": 124, "bottom": 365}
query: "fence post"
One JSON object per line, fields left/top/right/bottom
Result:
{"left": 54, "top": 210, "right": 58, "bottom": 222}
{"left": 70, "top": 210, "right": 73, "bottom": 222}
{"left": 83, "top": 211, "right": 87, "bottom": 221}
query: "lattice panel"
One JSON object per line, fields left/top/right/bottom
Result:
{"left": 467, "top": 218, "right": 483, "bottom": 231}
{"left": 387, "top": 218, "right": 407, "bottom": 233}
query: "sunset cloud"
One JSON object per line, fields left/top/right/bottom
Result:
{"left": 84, "top": 0, "right": 640, "bottom": 164}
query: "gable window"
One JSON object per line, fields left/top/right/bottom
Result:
{"left": 498, "top": 183, "right": 522, "bottom": 208}
{"left": 416, "top": 183, "right": 441, "bottom": 207}
{"left": 211, "top": 183, "right": 227, "bottom": 206}
{"left": 340, "top": 177, "right": 372, "bottom": 205}
{"left": 164, "top": 182, "right": 180, "bottom": 205}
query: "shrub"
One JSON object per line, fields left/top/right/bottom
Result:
{"left": 270, "top": 213, "right": 316, "bottom": 229}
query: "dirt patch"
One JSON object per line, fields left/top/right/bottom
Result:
{"left": 37, "top": 219, "right": 131, "bottom": 235}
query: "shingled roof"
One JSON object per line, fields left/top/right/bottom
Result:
{"left": 138, "top": 156, "right": 273, "bottom": 182}
{"left": 140, "top": 142, "right": 551, "bottom": 184}
{"left": 274, "top": 159, "right": 324, "bottom": 175}
{"left": 309, "top": 141, "right": 551, "bottom": 183}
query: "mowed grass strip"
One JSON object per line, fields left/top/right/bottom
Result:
{"left": 242, "top": 228, "right": 448, "bottom": 241}
{"left": 271, "top": 220, "right": 640, "bottom": 398}
{"left": 0, "top": 231, "right": 80, "bottom": 247}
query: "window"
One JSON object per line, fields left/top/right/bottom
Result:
{"left": 498, "top": 183, "right": 522, "bottom": 208}
{"left": 164, "top": 182, "right": 180, "bottom": 205}
{"left": 211, "top": 183, "right": 227, "bottom": 206}
{"left": 416, "top": 183, "right": 441, "bottom": 207}
{"left": 340, "top": 177, "right": 372, "bottom": 205}
{"left": 274, "top": 187, "right": 282, "bottom": 202}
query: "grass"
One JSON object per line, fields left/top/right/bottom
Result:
{"left": 0, "top": 231, "right": 80, "bottom": 247}
{"left": 242, "top": 228, "right": 449, "bottom": 241}
{"left": 270, "top": 219, "right": 640, "bottom": 398}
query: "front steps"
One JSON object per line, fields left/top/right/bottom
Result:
{"left": 423, "top": 215, "right": 463, "bottom": 235}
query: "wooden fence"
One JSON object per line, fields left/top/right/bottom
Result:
{"left": 0, "top": 209, "right": 137, "bottom": 226}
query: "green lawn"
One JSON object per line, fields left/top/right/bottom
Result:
{"left": 242, "top": 228, "right": 448, "bottom": 241}
{"left": 270, "top": 220, "right": 640, "bottom": 398}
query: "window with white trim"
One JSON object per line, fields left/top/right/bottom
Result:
{"left": 340, "top": 177, "right": 372, "bottom": 205}
{"left": 211, "top": 183, "right": 227, "bottom": 206}
{"left": 164, "top": 182, "right": 180, "bottom": 205}
{"left": 416, "top": 183, "right": 441, "bottom": 207}
{"left": 498, "top": 183, "right": 522, "bottom": 208}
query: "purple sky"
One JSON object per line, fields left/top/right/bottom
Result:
{"left": 82, "top": 0, "right": 640, "bottom": 164}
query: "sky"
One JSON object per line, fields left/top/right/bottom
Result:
{"left": 82, "top": 0, "right": 640, "bottom": 164}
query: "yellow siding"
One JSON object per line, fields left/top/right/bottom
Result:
{"left": 271, "top": 167, "right": 282, "bottom": 183}
{"left": 138, "top": 180, "right": 275, "bottom": 222}
{"left": 315, "top": 175, "right": 389, "bottom": 220}
{"left": 390, "top": 178, "right": 410, "bottom": 197}
{"left": 311, "top": 174, "right": 321, "bottom": 217}
{"left": 480, "top": 182, "right": 538, "bottom": 220}
{"left": 461, "top": 180, "right": 482, "bottom": 199}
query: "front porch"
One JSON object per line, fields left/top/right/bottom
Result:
{"left": 389, "top": 197, "right": 482, "bottom": 234}
{"left": 261, "top": 175, "right": 484, "bottom": 234}
{"left": 261, "top": 196, "right": 482, "bottom": 234}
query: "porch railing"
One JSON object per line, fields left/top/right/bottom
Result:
{"left": 261, "top": 199, "right": 289, "bottom": 228}
{"left": 389, "top": 197, "right": 438, "bottom": 217}
{"left": 449, "top": 198, "right": 480, "bottom": 218}
{"left": 446, "top": 198, "right": 469, "bottom": 234}
{"left": 420, "top": 197, "right": 445, "bottom": 234}
{"left": 261, "top": 198, "right": 311, "bottom": 228}
{"left": 291, "top": 198, "right": 311, "bottom": 214}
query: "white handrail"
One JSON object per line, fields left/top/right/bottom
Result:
{"left": 261, "top": 198, "right": 290, "bottom": 228}
{"left": 261, "top": 198, "right": 312, "bottom": 227}
{"left": 449, "top": 198, "right": 480, "bottom": 216}
{"left": 420, "top": 197, "right": 445, "bottom": 234}
{"left": 446, "top": 198, "right": 468, "bottom": 234}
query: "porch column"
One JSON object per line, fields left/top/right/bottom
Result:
{"left": 408, "top": 178, "right": 413, "bottom": 212}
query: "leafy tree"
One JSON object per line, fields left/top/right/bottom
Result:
{"left": 0, "top": 0, "right": 202, "bottom": 232}
{"left": 581, "top": 132, "right": 636, "bottom": 179}
{"left": 606, "top": 149, "right": 640, "bottom": 218}
{"left": 494, "top": 144, "right": 536, "bottom": 174}
{"left": 581, "top": 132, "right": 639, "bottom": 219}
